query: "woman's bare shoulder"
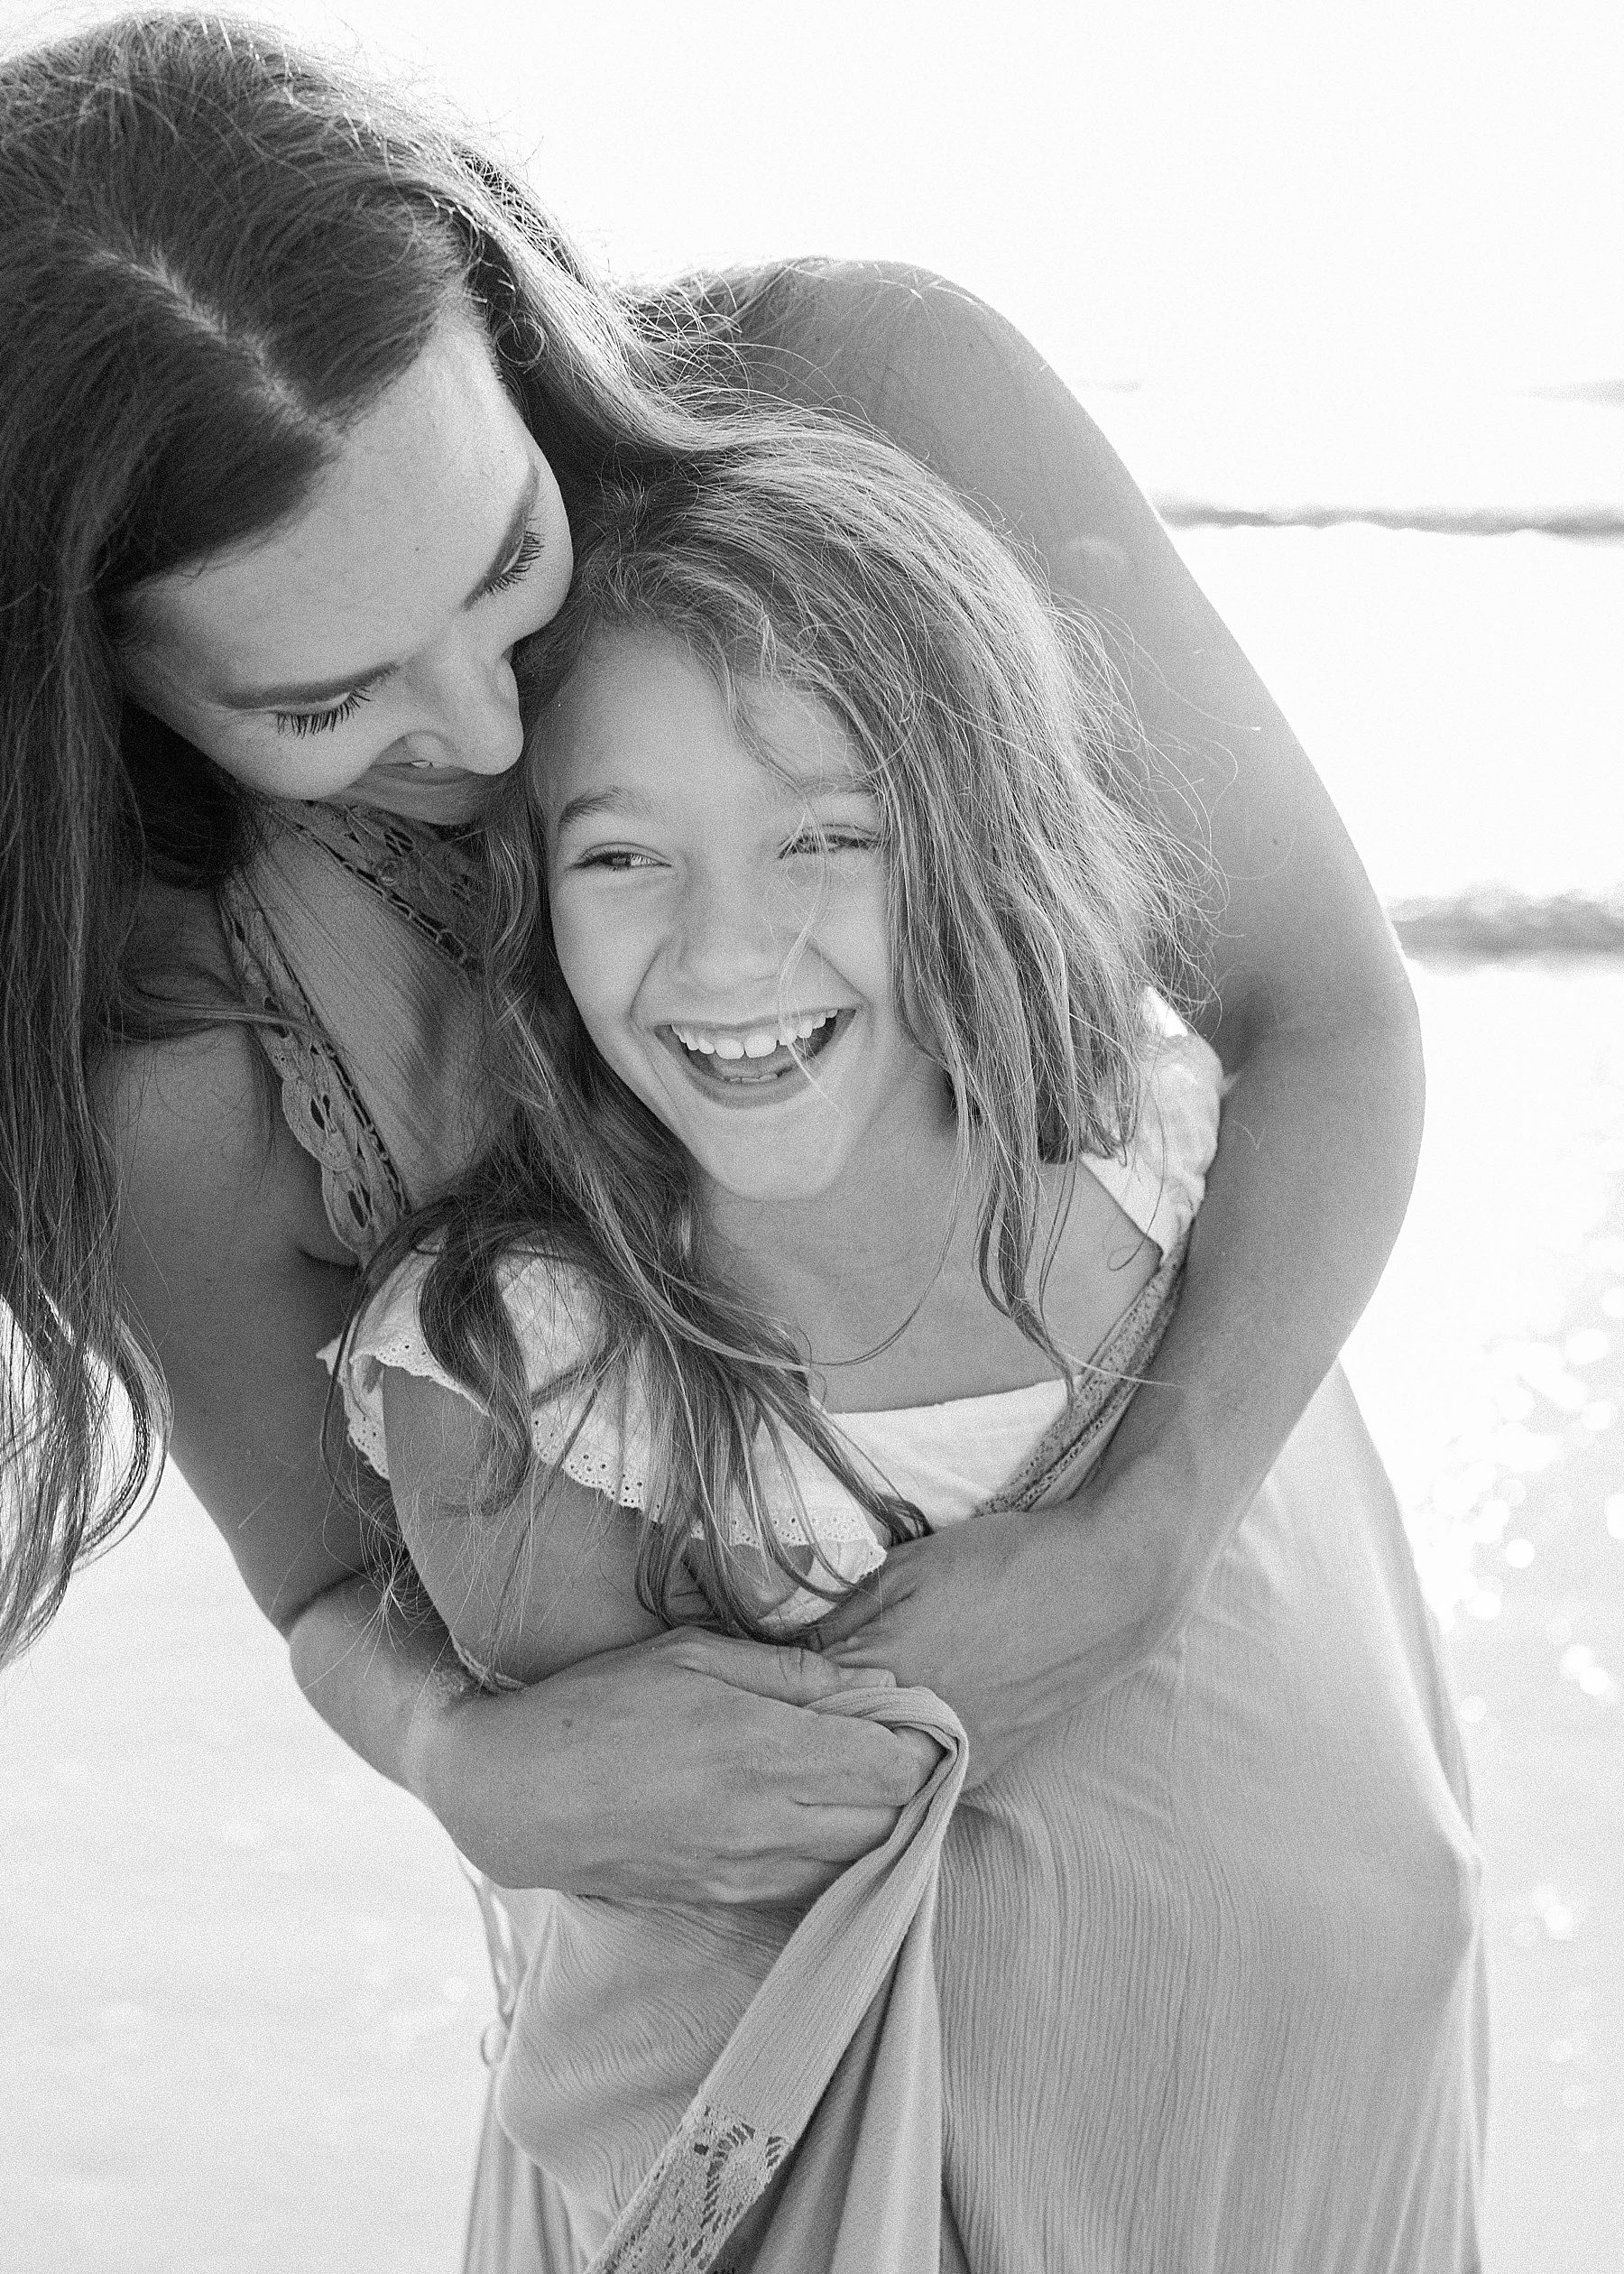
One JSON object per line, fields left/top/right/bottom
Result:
{"left": 729, "top": 258, "right": 1011, "bottom": 417}
{"left": 729, "top": 261, "right": 1146, "bottom": 606}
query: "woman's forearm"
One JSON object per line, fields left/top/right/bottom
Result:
{"left": 287, "top": 1573, "right": 474, "bottom": 1803}
{"left": 1077, "top": 967, "right": 1426, "bottom": 1653}
{"left": 820, "top": 957, "right": 1424, "bottom": 1770}
{"left": 287, "top": 1571, "right": 931, "bottom": 1899}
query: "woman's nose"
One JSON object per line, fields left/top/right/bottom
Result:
{"left": 398, "top": 643, "right": 524, "bottom": 776}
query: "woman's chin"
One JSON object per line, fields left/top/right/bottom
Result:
{"left": 335, "top": 766, "right": 499, "bottom": 826}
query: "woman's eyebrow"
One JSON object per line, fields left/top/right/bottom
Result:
{"left": 216, "top": 465, "right": 544, "bottom": 710}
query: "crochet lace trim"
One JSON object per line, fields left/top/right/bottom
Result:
{"left": 217, "top": 887, "right": 406, "bottom": 1262}
{"left": 594, "top": 2098, "right": 789, "bottom": 2273}
{"left": 285, "top": 802, "right": 484, "bottom": 974}
{"left": 216, "top": 804, "right": 483, "bottom": 1263}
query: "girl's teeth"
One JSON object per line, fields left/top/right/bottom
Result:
{"left": 670, "top": 1010, "right": 839, "bottom": 1057}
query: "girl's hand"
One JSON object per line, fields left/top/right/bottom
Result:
{"left": 410, "top": 1623, "right": 938, "bottom": 1905}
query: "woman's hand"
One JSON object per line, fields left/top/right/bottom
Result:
{"left": 809, "top": 1481, "right": 1174, "bottom": 1790}
{"left": 384, "top": 1613, "right": 938, "bottom": 1905}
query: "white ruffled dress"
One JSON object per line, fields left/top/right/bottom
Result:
{"left": 329, "top": 1018, "right": 1223, "bottom": 1629}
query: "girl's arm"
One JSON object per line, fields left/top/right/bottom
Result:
{"left": 107, "top": 1006, "right": 928, "bottom": 1900}
{"left": 374, "top": 1363, "right": 667, "bottom": 1687}
{"left": 795, "top": 267, "right": 1424, "bottom": 1766}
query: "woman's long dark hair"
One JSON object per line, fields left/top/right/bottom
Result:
{"left": 0, "top": 11, "right": 730, "bottom": 1663}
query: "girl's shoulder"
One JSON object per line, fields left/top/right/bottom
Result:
{"left": 1082, "top": 1003, "right": 1226, "bottom": 1259}
{"left": 328, "top": 1246, "right": 651, "bottom": 1505}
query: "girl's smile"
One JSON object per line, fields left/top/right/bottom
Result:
{"left": 540, "top": 627, "right": 956, "bottom": 1206}
{"left": 655, "top": 1004, "right": 855, "bottom": 1107}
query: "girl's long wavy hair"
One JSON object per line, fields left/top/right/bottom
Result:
{"left": 0, "top": 10, "right": 743, "bottom": 1664}
{"left": 374, "top": 417, "right": 1209, "bottom": 1644}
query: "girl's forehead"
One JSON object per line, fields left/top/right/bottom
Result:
{"left": 550, "top": 623, "right": 866, "bottom": 800}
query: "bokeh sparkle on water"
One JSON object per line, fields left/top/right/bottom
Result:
{"left": 1346, "top": 962, "right": 1624, "bottom": 1657}
{"left": 1343, "top": 960, "right": 1624, "bottom": 2249}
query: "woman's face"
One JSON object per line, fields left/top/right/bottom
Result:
{"left": 541, "top": 625, "right": 953, "bottom": 1208}
{"left": 119, "top": 316, "right": 573, "bottom": 824}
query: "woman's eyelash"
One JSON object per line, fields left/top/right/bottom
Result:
{"left": 272, "top": 688, "right": 373, "bottom": 737}
{"left": 268, "top": 529, "right": 544, "bottom": 738}
{"left": 483, "top": 524, "right": 546, "bottom": 596}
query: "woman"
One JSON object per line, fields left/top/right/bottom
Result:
{"left": 0, "top": 13, "right": 1472, "bottom": 2262}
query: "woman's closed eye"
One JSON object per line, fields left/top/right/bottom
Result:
{"left": 479, "top": 522, "right": 547, "bottom": 599}
{"left": 273, "top": 687, "right": 374, "bottom": 737}
{"left": 270, "top": 526, "right": 549, "bottom": 735}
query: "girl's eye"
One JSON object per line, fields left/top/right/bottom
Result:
{"left": 272, "top": 688, "right": 373, "bottom": 737}
{"left": 482, "top": 524, "right": 546, "bottom": 598}
{"left": 575, "top": 847, "right": 662, "bottom": 874}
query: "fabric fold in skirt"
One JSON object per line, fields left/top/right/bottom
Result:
{"left": 463, "top": 1364, "right": 1487, "bottom": 2274}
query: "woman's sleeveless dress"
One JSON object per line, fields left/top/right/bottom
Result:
{"left": 221, "top": 802, "right": 1489, "bottom": 2274}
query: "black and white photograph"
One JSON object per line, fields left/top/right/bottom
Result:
{"left": 1, "top": 5, "right": 1619, "bottom": 2269}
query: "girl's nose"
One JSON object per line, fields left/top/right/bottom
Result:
{"left": 673, "top": 864, "right": 789, "bottom": 991}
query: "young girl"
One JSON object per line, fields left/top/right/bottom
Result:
{"left": 332, "top": 419, "right": 1483, "bottom": 2270}
{"left": 339, "top": 414, "right": 1217, "bottom": 1659}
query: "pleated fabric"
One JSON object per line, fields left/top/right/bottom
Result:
{"left": 931, "top": 1365, "right": 1485, "bottom": 2274}
{"left": 467, "top": 1367, "right": 1485, "bottom": 2274}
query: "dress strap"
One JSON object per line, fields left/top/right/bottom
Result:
{"left": 217, "top": 802, "right": 490, "bottom": 1260}
{"left": 979, "top": 1233, "right": 1187, "bottom": 1513}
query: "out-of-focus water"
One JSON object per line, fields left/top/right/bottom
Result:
{"left": 1172, "top": 525, "right": 1624, "bottom": 902}
{"left": 1347, "top": 963, "right": 1624, "bottom": 2272}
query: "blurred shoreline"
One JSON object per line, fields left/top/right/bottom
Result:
{"left": 1166, "top": 503, "right": 1624, "bottom": 539}
{"left": 1082, "top": 382, "right": 1624, "bottom": 539}
{"left": 1388, "top": 890, "right": 1624, "bottom": 961}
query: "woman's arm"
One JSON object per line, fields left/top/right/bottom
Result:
{"left": 790, "top": 267, "right": 1424, "bottom": 1766}
{"left": 107, "top": 1002, "right": 928, "bottom": 1899}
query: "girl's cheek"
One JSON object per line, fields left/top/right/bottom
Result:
{"left": 549, "top": 899, "right": 595, "bottom": 1011}
{"left": 816, "top": 881, "right": 895, "bottom": 1004}
{"left": 552, "top": 891, "right": 634, "bottom": 1034}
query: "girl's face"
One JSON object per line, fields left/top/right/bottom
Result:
{"left": 541, "top": 627, "right": 953, "bottom": 1207}
{"left": 118, "top": 316, "right": 573, "bottom": 825}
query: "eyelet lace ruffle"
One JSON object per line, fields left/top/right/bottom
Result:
{"left": 326, "top": 1249, "right": 892, "bottom": 1607}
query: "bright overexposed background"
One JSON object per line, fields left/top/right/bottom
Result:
{"left": 1, "top": 4, "right": 1620, "bottom": 2269}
